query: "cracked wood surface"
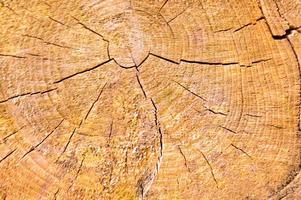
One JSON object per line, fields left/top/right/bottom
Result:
{"left": 0, "top": 0, "right": 301, "bottom": 199}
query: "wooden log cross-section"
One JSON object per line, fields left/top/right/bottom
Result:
{"left": 0, "top": 0, "right": 301, "bottom": 199}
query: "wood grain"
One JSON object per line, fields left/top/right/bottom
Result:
{"left": 0, "top": 0, "right": 301, "bottom": 199}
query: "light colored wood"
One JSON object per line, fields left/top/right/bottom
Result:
{"left": 0, "top": 0, "right": 301, "bottom": 199}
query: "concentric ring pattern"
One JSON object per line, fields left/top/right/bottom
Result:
{"left": 0, "top": 0, "right": 301, "bottom": 199}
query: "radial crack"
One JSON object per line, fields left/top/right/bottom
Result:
{"left": 220, "top": 125, "right": 237, "bottom": 134}
{"left": 0, "top": 88, "right": 57, "bottom": 104}
{"left": 233, "top": 16, "right": 264, "bottom": 32}
{"left": 57, "top": 128, "right": 77, "bottom": 161}
{"left": 22, "top": 34, "right": 72, "bottom": 49}
{"left": 230, "top": 144, "right": 252, "bottom": 159}
{"left": 159, "top": 0, "right": 169, "bottom": 12}
{"left": 136, "top": 74, "right": 147, "bottom": 99}
{"left": 205, "top": 107, "right": 227, "bottom": 116}
{"left": 0, "top": 149, "right": 17, "bottom": 164}
{"left": 177, "top": 145, "right": 190, "bottom": 172}
{"left": 181, "top": 59, "right": 239, "bottom": 66}
{"left": 53, "top": 59, "right": 112, "bottom": 84}
{"left": 21, "top": 119, "right": 64, "bottom": 159}
{"left": 53, "top": 189, "right": 59, "bottom": 200}
{"left": 0, "top": 53, "right": 27, "bottom": 59}
{"left": 149, "top": 53, "right": 180, "bottom": 65}
{"left": 2, "top": 126, "right": 25, "bottom": 142}
{"left": 137, "top": 98, "right": 164, "bottom": 200}
{"left": 85, "top": 83, "right": 107, "bottom": 120}
{"left": 199, "top": 150, "right": 218, "bottom": 188}
{"left": 67, "top": 156, "right": 85, "bottom": 191}
{"left": 72, "top": 17, "right": 109, "bottom": 43}
{"left": 173, "top": 80, "right": 207, "bottom": 101}
{"left": 167, "top": 7, "right": 188, "bottom": 24}
{"left": 48, "top": 16, "right": 66, "bottom": 26}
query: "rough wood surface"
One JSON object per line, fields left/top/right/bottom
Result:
{"left": 0, "top": 0, "right": 301, "bottom": 199}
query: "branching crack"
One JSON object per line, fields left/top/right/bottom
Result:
{"left": 230, "top": 144, "right": 252, "bottom": 159}
{"left": 0, "top": 88, "right": 57, "bottom": 104}
{"left": 149, "top": 53, "right": 180, "bottom": 65}
{"left": 21, "top": 119, "right": 64, "bottom": 159}
{"left": 257, "top": 0, "right": 301, "bottom": 39}
{"left": 53, "top": 59, "right": 112, "bottom": 84}
{"left": 167, "top": 7, "right": 188, "bottom": 24}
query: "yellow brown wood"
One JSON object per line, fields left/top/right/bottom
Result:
{"left": 0, "top": 0, "right": 301, "bottom": 199}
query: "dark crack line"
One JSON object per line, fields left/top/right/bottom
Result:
{"left": 205, "top": 107, "right": 227, "bottom": 116}
{"left": 199, "top": 150, "right": 218, "bottom": 188}
{"left": 0, "top": 53, "right": 27, "bottom": 59}
{"left": 0, "top": 88, "right": 57, "bottom": 104}
{"left": 108, "top": 121, "right": 113, "bottom": 140}
{"left": 149, "top": 52, "right": 242, "bottom": 67}
{"left": 251, "top": 58, "right": 272, "bottom": 64}
{"left": 257, "top": 1, "right": 300, "bottom": 39}
{"left": 167, "top": 6, "right": 189, "bottom": 24}
{"left": 26, "top": 53, "right": 41, "bottom": 57}
{"left": 233, "top": 16, "right": 265, "bottom": 32}
{"left": 151, "top": 98, "right": 163, "bottom": 164}
{"left": 136, "top": 74, "right": 147, "bottom": 99}
{"left": 230, "top": 144, "right": 252, "bottom": 159}
{"left": 173, "top": 80, "right": 207, "bottom": 102}
{"left": 149, "top": 53, "right": 180, "bottom": 65}
{"left": 273, "top": 28, "right": 301, "bottom": 40}
{"left": 177, "top": 145, "right": 190, "bottom": 172}
{"left": 0, "top": 149, "right": 17, "bottom": 164}
{"left": 53, "top": 189, "right": 59, "bottom": 200}
{"left": 53, "top": 59, "right": 112, "bottom": 84}
{"left": 245, "top": 113, "right": 262, "bottom": 118}
{"left": 137, "top": 51, "right": 150, "bottom": 69}
{"left": 137, "top": 98, "right": 164, "bottom": 200}
{"left": 59, "top": 128, "right": 76, "bottom": 157}
{"left": 56, "top": 126, "right": 79, "bottom": 161}
{"left": 181, "top": 59, "right": 239, "bottom": 66}
{"left": 21, "top": 119, "right": 64, "bottom": 159}
{"left": 84, "top": 83, "right": 107, "bottom": 120}
{"left": 220, "top": 125, "right": 237, "bottom": 134}
{"left": 72, "top": 16, "right": 109, "bottom": 43}
{"left": 112, "top": 58, "right": 136, "bottom": 69}
{"left": 22, "top": 34, "right": 73, "bottom": 49}
{"left": 159, "top": 0, "right": 169, "bottom": 12}
{"left": 2, "top": 126, "right": 25, "bottom": 142}
{"left": 48, "top": 16, "right": 66, "bottom": 26}
{"left": 67, "top": 156, "right": 85, "bottom": 191}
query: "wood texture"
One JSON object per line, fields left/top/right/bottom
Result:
{"left": 0, "top": 0, "right": 301, "bottom": 199}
